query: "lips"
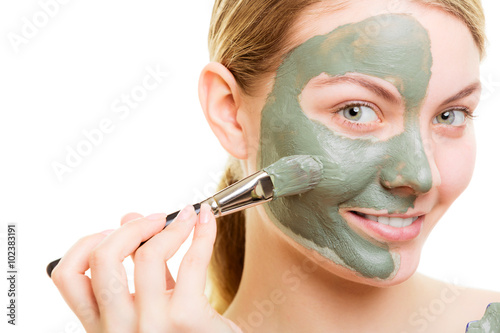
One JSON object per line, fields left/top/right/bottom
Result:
{"left": 345, "top": 210, "right": 425, "bottom": 242}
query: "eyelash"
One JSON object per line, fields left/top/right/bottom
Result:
{"left": 330, "top": 102, "right": 475, "bottom": 130}
{"left": 436, "top": 106, "right": 475, "bottom": 122}
{"left": 330, "top": 101, "right": 381, "bottom": 130}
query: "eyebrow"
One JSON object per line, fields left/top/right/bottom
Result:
{"left": 438, "top": 81, "right": 481, "bottom": 107}
{"left": 311, "top": 75, "right": 401, "bottom": 104}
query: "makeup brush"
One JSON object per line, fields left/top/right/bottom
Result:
{"left": 46, "top": 155, "right": 323, "bottom": 277}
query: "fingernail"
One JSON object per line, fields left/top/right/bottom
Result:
{"left": 200, "top": 204, "right": 212, "bottom": 224}
{"left": 177, "top": 205, "right": 194, "bottom": 220}
{"left": 101, "top": 229, "right": 114, "bottom": 236}
{"left": 145, "top": 213, "right": 167, "bottom": 221}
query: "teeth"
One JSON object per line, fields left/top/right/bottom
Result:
{"left": 357, "top": 213, "right": 418, "bottom": 228}
{"left": 391, "top": 217, "right": 404, "bottom": 228}
{"left": 378, "top": 216, "right": 390, "bottom": 225}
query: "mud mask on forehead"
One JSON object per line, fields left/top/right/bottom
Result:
{"left": 258, "top": 14, "right": 433, "bottom": 279}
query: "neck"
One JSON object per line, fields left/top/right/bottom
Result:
{"left": 223, "top": 207, "right": 421, "bottom": 333}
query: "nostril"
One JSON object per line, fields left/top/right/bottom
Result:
{"left": 388, "top": 186, "right": 419, "bottom": 197}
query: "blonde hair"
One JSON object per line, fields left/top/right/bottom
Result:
{"left": 206, "top": 0, "right": 486, "bottom": 315}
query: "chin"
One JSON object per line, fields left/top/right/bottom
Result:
{"left": 286, "top": 229, "right": 425, "bottom": 288}
{"left": 257, "top": 204, "right": 427, "bottom": 288}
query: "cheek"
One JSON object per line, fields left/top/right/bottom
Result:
{"left": 434, "top": 134, "right": 476, "bottom": 203}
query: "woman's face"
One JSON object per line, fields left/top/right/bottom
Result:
{"left": 240, "top": 0, "right": 480, "bottom": 285}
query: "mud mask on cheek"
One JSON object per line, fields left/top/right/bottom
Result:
{"left": 258, "top": 14, "right": 433, "bottom": 279}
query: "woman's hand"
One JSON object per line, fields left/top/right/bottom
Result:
{"left": 50, "top": 204, "right": 242, "bottom": 333}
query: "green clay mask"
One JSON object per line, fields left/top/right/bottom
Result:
{"left": 258, "top": 14, "right": 433, "bottom": 279}
{"left": 466, "top": 303, "right": 500, "bottom": 332}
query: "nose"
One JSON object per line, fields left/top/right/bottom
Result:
{"left": 379, "top": 129, "right": 433, "bottom": 194}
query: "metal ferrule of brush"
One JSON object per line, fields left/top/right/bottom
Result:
{"left": 200, "top": 170, "right": 274, "bottom": 218}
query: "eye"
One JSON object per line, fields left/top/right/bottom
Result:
{"left": 432, "top": 109, "right": 469, "bottom": 126}
{"left": 338, "top": 103, "right": 378, "bottom": 123}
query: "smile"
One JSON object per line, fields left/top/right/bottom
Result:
{"left": 345, "top": 210, "right": 425, "bottom": 242}
{"left": 353, "top": 212, "right": 419, "bottom": 228}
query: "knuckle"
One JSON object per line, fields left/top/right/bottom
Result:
{"left": 88, "top": 246, "right": 111, "bottom": 269}
{"left": 166, "top": 222, "right": 190, "bottom": 236}
{"left": 194, "top": 230, "right": 215, "bottom": 243}
{"left": 50, "top": 265, "right": 70, "bottom": 287}
{"left": 75, "top": 233, "right": 100, "bottom": 248}
{"left": 134, "top": 246, "right": 158, "bottom": 264}
{"left": 182, "top": 252, "right": 205, "bottom": 267}
{"left": 167, "top": 308, "right": 195, "bottom": 330}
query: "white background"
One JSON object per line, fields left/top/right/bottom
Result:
{"left": 0, "top": 0, "right": 499, "bottom": 332}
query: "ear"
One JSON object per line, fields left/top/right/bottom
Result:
{"left": 198, "top": 62, "right": 247, "bottom": 159}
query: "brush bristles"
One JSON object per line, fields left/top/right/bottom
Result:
{"left": 263, "top": 155, "right": 323, "bottom": 198}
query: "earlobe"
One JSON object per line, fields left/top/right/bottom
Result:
{"left": 198, "top": 62, "right": 247, "bottom": 159}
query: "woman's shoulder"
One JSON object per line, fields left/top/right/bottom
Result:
{"left": 414, "top": 273, "right": 500, "bottom": 331}
{"left": 448, "top": 284, "right": 500, "bottom": 331}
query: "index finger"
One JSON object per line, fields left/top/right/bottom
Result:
{"left": 51, "top": 232, "right": 109, "bottom": 330}
{"left": 89, "top": 214, "right": 166, "bottom": 315}
{"left": 172, "top": 204, "right": 216, "bottom": 302}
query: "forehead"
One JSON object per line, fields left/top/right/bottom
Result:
{"left": 282, "top": 14, "right": 431, "bottom": 109}
{"left": 285, "top": 1, "right": 480, "bottom": 102}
